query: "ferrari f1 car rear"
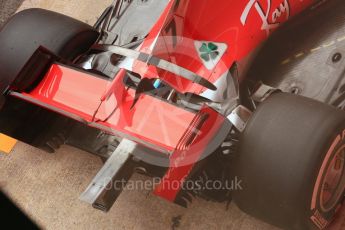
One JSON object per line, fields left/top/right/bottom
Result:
{"left": 0, "top": 0, "right": 344, "bottom": 229}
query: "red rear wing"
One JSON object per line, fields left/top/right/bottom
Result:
{"left": 11, "top": 63, "right": 230, "bottom": 202}
{"left": 12, "top": 64, "right": 209, "bottom": 153}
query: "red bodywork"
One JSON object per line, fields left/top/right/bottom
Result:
{"left": 12, "top": 0, "right": 316, "bottom": 202}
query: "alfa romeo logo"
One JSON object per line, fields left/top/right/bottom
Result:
{"left": 195, "top": 41, "right": 228, "bottom": 70}
{"left": 199, "top": 42, "right": 220, "bottom": 62}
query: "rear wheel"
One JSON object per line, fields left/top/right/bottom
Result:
{"left": 232, "top": 93, "right": 345, "bottom": 230}
{"left": 0, "top": 8, "right": 99, "bottom": 150}
{"left": 0, "top": 8, "right": 99, "bottom": 94}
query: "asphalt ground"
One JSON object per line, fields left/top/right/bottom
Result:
{"left": 0, "top": 0, "right": 344, "bottom": 229}
{"left": 0, "top": 0, "right": 23, "bottom": 27}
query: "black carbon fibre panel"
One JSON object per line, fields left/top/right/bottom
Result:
{"left": 247, "top": 0, "right": 345, "bottom": 108}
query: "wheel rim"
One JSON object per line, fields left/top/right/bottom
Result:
{"left": 320, "top": 144, "right": 345, "bottom": 212}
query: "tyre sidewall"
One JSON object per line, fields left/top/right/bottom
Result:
{"left": 308, "top": 127, "right": 345, "bottom": 229}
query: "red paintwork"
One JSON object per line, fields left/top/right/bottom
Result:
{"left": 136, "top": 0, "right": 314, "bottom": 94}
{"left": 14, "top": 0, "right": 317, "bottom": 203}
{"left": 154, "top": 106, "right": 226, "bottom": 201}
{"left": 24, "top": 64, "right": 197, "bottom": 152}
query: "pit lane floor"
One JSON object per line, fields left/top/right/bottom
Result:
{"left": 0, "top": 0, "right": 344, "bottom": 229}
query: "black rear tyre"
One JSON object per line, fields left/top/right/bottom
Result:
{"left": 0, "top": 8, "right": 99, "bottom": 149}
{"left": 232, "top": 93, "right": 345, "bottom": 230}
{"left": 0, "top": 8, "right": 99, "bottom": 94}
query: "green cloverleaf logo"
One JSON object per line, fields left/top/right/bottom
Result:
{"left": 199, "top": 42, "right": 219, "bottom": 62}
